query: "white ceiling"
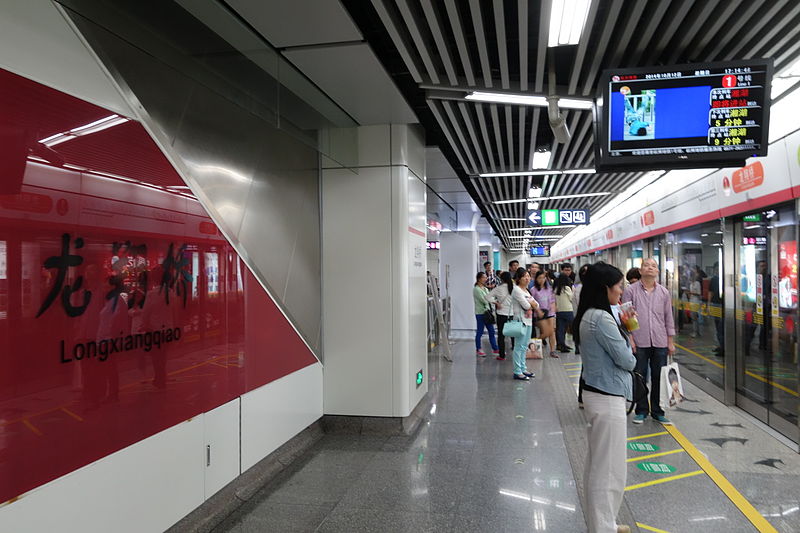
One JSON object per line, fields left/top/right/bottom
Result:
{"left": 226, "top": 0, "right": 362, "bottom": 48}
{"left": 283, "top": 42, "right": 417, "bottom": 125}
{"left": 227, "top": 0, "right": 418, "bottom": 126}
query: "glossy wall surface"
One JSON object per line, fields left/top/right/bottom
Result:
{"left": 0, "top": 67, "right": 318, "bottom": 504}
{"left": 58, "top": 0, "right": 332, "bottom": 354}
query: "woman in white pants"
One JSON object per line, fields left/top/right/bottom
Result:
{"left": 572, "top": 262, "right": 637, "bottom": 533}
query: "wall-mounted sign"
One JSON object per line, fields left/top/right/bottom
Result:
{"left": 743, "top": 236, "right": 767, "bottom": 245}
{"left": 742, "top": 213, "right": 763, "bottom": 222}
{"left": 426, "top": 241, "right": 440, "bottom": 250}
{"left": 530, "top": 245, "right": 551, "bottom": 257}
{"left": 527, "top": 209, "right": 589, "bottom": 226}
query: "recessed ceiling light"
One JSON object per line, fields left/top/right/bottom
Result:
{"left": 549, "top": 0, "right": 592, "bottom": 47}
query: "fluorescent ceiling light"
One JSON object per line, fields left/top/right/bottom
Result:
{"left": 549, "top": 0, "right": 591, "bottom": 47}
{"left": 494, "top": 191, "right": 612, "bottom": 204}
{"left": 509, "top": 225, "right": 577, "bottom": 231}
{"left": 500, "top": 217, "right": 526, "bottom": 221}
{"left": 529, "top": 187, "right": 543, "bottom": 198}
{"left": 479, "top": 169, "right": 595, "bottom": 177}
{"left": 466, "top": 92, "right": 547, "bottom": 106}
{"left": 465, "top": 91, "right": 593, "bottom": 110}
{"left": 532, "top": 150, "right": 552, "bottom": 169}
{"left": 558, "top": 98, "right": 594, "bottom": 110}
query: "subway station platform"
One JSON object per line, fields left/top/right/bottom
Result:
{"left": 206, "top": 340, "right": 800, "bottom": 533}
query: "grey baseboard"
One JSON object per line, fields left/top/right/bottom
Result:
{"left": 321, "top": 392, "right": 431, "bottom": 436}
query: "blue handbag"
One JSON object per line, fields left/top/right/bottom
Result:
{"left": 502, "top": 318, "right": 524, "bottom": 338}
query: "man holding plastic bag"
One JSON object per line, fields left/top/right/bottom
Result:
{"left": 621, "top": 258, "right": 676, "bottom": 425}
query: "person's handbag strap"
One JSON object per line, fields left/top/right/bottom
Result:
{"left": 627, "top": 370, "right": 649, "bottom": 415}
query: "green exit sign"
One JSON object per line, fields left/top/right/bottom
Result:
{"left": 416, "top": 370, "right": 424, "bottom": 387}
{"left": 541, "top": 209, "right": 559, "bottom": 226}
{"left": 743, "top": 213, "right": 762, "bottom": 222}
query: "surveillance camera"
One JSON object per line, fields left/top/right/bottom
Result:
{"left": 550, "top": 116, "right": 571, "bottom": 144}
{"left": 546, "top": 96, "right": 571, "bottom": 144}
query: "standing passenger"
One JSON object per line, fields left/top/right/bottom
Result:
{"left": 510, "top": 268, "right": 540, "bottom": 380}
{"left": 488, "top": 271, "right": 515, "bottom": 360}
{"left": 573, "top": 263, "right": 636, "bottom": 533}
{"left": 473, "top": 272, "right": 499, "bottom": 357}
{"left": 554, "top": 274, "right": 574, "bottom": 353}
{"left": 530, "top": 271, "right": 557, "bottom": 357}
{"left": 622, "top": 257, "right": 675, "bottom": 425}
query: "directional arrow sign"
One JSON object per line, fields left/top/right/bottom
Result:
{"left": 527, "top": 210, "right": 542, "bottom": 226}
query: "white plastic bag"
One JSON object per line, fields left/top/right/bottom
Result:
{"left": 660, "top": 361, "right": 685, "bottom": 410}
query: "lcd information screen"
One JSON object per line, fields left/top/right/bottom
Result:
{"left": 595, "top": 59, "right": 773, "bottom": 171}
{"left": 530, "top": 245, "right": 551, "bottom": 257}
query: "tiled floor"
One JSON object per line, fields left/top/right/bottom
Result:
{"left": 212, "top": 339, "right": 800, "bottom": 533}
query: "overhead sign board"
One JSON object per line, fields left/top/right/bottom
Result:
{"left": 527, "top": 209, "right": 590, "bottom": 227}
{"left": 530, "top": 245, "right": 551, "bottom": 257}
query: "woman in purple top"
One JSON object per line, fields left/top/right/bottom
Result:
{"left": 530, "top": 271, "right": 558, "bottom": 357}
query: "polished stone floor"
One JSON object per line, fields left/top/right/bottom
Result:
{"left": 212, "top": 338, "right": 800, "bottom": 533}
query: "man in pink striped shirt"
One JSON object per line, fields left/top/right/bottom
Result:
{"left": 621, "top": 257, "right": 676, "bottom": 425}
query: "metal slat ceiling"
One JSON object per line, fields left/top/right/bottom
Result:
{"left": 343, "top": 0, "right": 800, "bottom": 251}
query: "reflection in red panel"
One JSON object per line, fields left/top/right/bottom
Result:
{"left": 0, "top": 68, "right": 317, "bottom": 503}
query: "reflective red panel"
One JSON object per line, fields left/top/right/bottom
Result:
{"left": 0, "top": 68, "right": 317, "bottom": 503}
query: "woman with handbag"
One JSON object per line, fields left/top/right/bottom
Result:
{"left": 473, "top": 272, "right": 499, "bottom": 357}
{"left": 530, "top": 270, "right": 558, "bottom": 357}
{"left": 508, "top": 267, "right": 542, "bottom": 381}
{"left": 488, "top": 271, "right": 515, "bottom": 361}
{"left": 573, "top": 262, "right": 637, "bottom": 533}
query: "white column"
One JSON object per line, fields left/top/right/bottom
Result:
{"left": 321, "top": 125, "right": 427, "bottom": 417}
{"left": 440, "top": 230, "right": 478, "bottom": 339}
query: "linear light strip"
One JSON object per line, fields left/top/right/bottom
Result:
{"left": 465, "top": 91, "right": 593, "bottom": 109}
{"left": 494, "top": 191, "right": 612, "bottom": 204}
{"left": 479, "top": 168, "right": 595, "bottom": 177}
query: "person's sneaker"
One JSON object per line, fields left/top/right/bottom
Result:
{"left": 632, "top": 413, "right": 646, "bottom": 424}
{"left": 495, "top": 355, "right": 506, "bottom": 361}
{"left": 492, "top": 349, "right": 500, "bottom": 355}
{"left": 476, "top": 350, "right": 486, "bottom": 357}
{"left": 654, "top": 415, "right": 672, "bottom": 425}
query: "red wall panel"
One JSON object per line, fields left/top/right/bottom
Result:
{"left": 0, "top": 68, "right": 318, "bottom": 503}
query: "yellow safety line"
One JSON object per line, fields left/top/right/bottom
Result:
{"left": 627, "top": 431, "right": 668, "bottom": 441}
{"left": 637, "top": 522, "right": 671, "bottom": 533}
{"left": 674, "top": 343, "right": 724, "bottom": 369}
{"left": 676, "top": 343, "right": 799, "bottom": 398}
{"left": 626, "top": 448, "right": 685, "bottom": 463}
{"left": 625, "top": 469, "right": 704, "bottom": 491}
{"left": 664, "top": 424, "right": 778, "bottom": 533}
{"left": 22, "top": 420, "right": 43, "bottom": 437}
{"left": 60, "top": 407, "right": 83, "bottom": 422}
{"left": 563, "top": 362, "right": 582, "bottom": 366}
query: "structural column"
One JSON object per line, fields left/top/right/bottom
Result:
{"left": 321, "top": 125, "right": 427, "bottom": 418}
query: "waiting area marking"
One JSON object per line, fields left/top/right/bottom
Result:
{"left": 626, "top": 448, "right": 685, "bottom": 463}
{"left": 664, "top": 424, "right": 778, "bottom": 533}
{"left": 636, "top": 522, "right": 671, "bottom": 533}
{"left": 625, "top": 469, "right": 704, "bottom": 491}
{"left": 627, "top": 431, "right": 668, "bottom": 441}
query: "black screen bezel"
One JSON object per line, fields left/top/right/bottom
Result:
{"left": 594, "top": 58, "right": 774, "bottom": 172}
